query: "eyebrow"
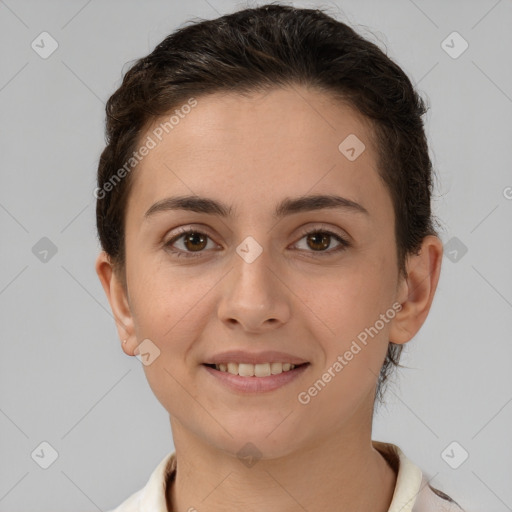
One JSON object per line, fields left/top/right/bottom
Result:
{"left": 144, "top": 194, "right": 369, "bottom": 220}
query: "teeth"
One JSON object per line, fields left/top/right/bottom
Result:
{"left": 238, "top": 363, "right": 254, "bottom": 377}
{"left": 255, "top": 363, "right": 271, "bottom": 377}
{"left": 270, "top": 362, "right": 283, "bottom": 374}
{"left": 214, "top": 362, "right": 297, "bottom": 376}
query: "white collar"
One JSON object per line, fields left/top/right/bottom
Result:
{"left": 109, "top": 441, "right": 462, "bottom": 511}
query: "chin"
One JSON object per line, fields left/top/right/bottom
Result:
{"left": 207, "top": 418, "right": 306, "bottom": 460}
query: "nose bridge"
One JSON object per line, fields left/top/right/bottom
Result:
{"left": 218, "top": 236, "right": 290, "bottom": 330}
{"left": 232, "top": 238, "right": 276, "bottom": 305}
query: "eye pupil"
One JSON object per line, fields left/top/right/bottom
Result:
{"left": 184, "top": 232, "right": 207, "bottom": 251}
{"left": 307, "top": 233, "right": 330, "bottom": 251}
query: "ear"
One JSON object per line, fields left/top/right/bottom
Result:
{"left": 389, "top": 235, "right": 443, "bottom": 344}
{"left": 95, "top": 251, "right": 138, "bottom": 356}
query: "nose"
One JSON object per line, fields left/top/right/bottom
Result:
{"left": 217, "top": 246, "right": 291, "bottom": 333}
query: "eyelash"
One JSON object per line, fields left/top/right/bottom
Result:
{"left": 164, "top": 226, "right": 350, "bottom": 259}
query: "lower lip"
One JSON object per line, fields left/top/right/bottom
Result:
{"left": 202, "top": 364, "right": 310, "bottom": 393}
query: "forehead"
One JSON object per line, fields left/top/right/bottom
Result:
{"left": 126, "top": 86, "right": 390, "bottom": 223}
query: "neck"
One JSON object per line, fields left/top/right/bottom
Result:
{"left": 166, "top": 419, "right": 397, "bottom": 512}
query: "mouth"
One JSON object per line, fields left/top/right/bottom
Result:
{"left": 202, "top": 350, "right": 310, "bottom": 392}
{"left": 203, "top": 362, "right": 310, "bottom": 377}
{"left": 202, "top": 361, "right": 310, "bottom": 393}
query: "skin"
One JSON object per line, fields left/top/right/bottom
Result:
{"left": 96, "top": 86, "right": 443, "bottom": 512}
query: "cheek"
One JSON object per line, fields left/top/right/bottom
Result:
{"left": 127, "top": 246, "right": 196, "bottom": 333}
{"left": 308, "top": 256, "right": 396, "bottom": 339}
{"left": 126, "top": 256, "right": 226, "bottom": 390}
{"left": 127, "top": 266, "right": 211, "bottom": 418}
{"left": 297, "top": 269, "right": 394, "bottom": 423}
{"left": 302, "top": 249, "right": 397, "bottom": 387}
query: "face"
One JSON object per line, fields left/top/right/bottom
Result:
{"left": 103, "top": 86, "right": 410, "bottom": 458}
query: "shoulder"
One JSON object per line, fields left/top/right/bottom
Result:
{"left": 104, "top": 488, "right": 143, "bottom": 512}
{"left": 412, "top": 475, "right": 465, "bottom": 512}
{"left": 372, "top": 441, "right": 465, "bottom": 512}
{"left": 104, "top": 451, "right": 176, "bottom": 512}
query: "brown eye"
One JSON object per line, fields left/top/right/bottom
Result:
{"left": 181, "top": 232, "right": 208, "bottom": 252}
{"left": 165, "top": 226, "right": 350, "bottom": 260}
{"left": 293, "top": 229, "right": 350, "bottom": 256}
{"left": 165, "top": 228, "right": 216, "bottom": 258}
{"left": 306, "top": 232, "right": 332, "bottom": 251}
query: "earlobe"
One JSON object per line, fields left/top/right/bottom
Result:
{"left": 94, "top": 251, "right": 138, "bottom": 356}
{"left": 389, "top": 235, "right": 443, "bottom": 345}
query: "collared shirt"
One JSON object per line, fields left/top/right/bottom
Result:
{"left": 106, "top": 441, "right": 464, "bottom": 512}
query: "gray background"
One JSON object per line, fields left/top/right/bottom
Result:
{"left": 1, "top": 0, "right": 511, "bottom": 511}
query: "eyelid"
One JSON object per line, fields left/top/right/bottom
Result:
{"left": 165, "top": 223, "right": 349, "bottom": 243}
{"left": 295, "top": 223, "right": 349, "bottom": 242}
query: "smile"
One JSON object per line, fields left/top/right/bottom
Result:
{"left": 203, "top": 362, "right": 310, "bottom": 393}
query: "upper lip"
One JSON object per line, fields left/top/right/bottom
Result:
{"left": 204, "top": 350, "right": 309, "bottom": 365}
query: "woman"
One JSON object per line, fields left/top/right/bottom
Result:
{"left": 95, "top": 4, "right": 464, "bottom": 511}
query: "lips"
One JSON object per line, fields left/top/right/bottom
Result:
{"left": 202, "top": 350, "right": 310, "bottom": 391}
{"left": 202, "top": 359, "right": 310, "bottom": 392}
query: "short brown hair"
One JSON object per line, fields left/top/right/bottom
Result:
{"left": 96, "top": 3, "right": 438, "bottom": 405}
